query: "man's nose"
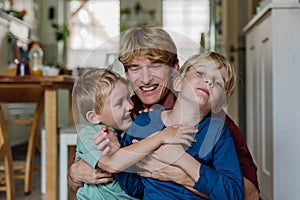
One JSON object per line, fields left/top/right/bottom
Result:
{"left": 141, "top": 68, "right": 152, "bottom": 84}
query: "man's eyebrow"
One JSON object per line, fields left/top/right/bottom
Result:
{"left": 126, "top": 64, "right": 140, "bottom": 68}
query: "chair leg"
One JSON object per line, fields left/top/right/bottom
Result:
{"left": 0, "top": 105, "right": 15, "bottom": 200}
{"left": 24, "top": 96, "right": 44, "bottom": 194}
{"left": 3, "top": 148, "right": 16, "bottom": 200}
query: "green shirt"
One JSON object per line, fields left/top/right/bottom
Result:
{"left": 75, "top": 124, "right": 139, "bottom": 200}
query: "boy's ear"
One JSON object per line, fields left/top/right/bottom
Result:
{"left": 173, "top": 76, "right": 182, "bottom": 92}
{"left": 86, "top": 110, "right": 101, "bottom": 124}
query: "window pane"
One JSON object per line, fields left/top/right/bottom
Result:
{"left": 163, "top": 0, "right": 209, "bottom": 42}
{"left": 69, "top": 0, "right": 120, "bottom": 50}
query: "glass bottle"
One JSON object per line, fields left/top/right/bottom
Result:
{"left": 28, "top": 42, "right": 44, "bottom": 76}
{"left": 16, "top": 59, "right": 30, "bottom": 76}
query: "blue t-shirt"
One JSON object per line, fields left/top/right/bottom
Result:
{"left": 115, "top": 108, "right": 244, "bottom": 200}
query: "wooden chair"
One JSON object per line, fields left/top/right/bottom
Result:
{"left": 0, "top": 105, "right": 15, "bottom": 200}
{"left": 0, "top": 84, "right": 44, "bottom": 195}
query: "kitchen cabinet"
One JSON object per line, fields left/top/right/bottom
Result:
{"left": 244, "top": 3, "right": 300, "bottom": 199}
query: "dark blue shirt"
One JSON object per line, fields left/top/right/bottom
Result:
{"left": 116, "top": 108, "right": 244, "bottom": 200}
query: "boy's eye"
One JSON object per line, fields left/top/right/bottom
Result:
{"left": 214, "top": 81, "right": 224, "bottom": 88}
{"left": 197, "top": 71, "right": 204, "bottom": 76}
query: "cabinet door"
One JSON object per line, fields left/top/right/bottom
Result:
{"left": 246, "top": 27, "right": 259, "bottom": 162}
{"left": 246, "top": 14, "right": 273, "bottom": 200}
{"left": 257, "top": 16, "right": 273, "bottom": 200}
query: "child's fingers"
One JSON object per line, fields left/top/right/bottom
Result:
{"left": 178, "top": 126, "right": 198, "bottom": 133}
{"left": 93, "top": 132, "right": 108, "bottom": 146}
{"left": 102, "top": 146, "right": 110, "bottom": 156}
{"left": 96, "top": 138, "right": 110, "bottom": 151}
{"left": 132, "top": 139, "right": 140, "bottom": 144}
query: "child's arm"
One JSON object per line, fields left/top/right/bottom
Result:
{"left": 137, "top": 155, "right": 209, "bottom": 199}
{"left": 150, "top": 144, "right": 201, "bottom": 181}
{"left": 97, "top": 126, "right": 197, "bottom": 173}
{"left": 150, "top": 122, "right": 244, "bottom": 199}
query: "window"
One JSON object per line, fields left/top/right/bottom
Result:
{"left": 163, "top": 0, "right": 210, "bottom": 63}
{"left": 69, "top": 0, "right": 120, "bottom": 50}
{"left": 68, "top": 0, "right": 120, "bottom": 69}
{"left": 163, "top": 0, "right": 209, "bottom": 45}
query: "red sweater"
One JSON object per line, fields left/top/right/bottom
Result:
{"left": 131, "top": 94, "right": 259, "bottom": 190}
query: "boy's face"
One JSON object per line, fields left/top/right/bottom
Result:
{"left": 99, "top": 81, "right": 133, "bottom": 131}
{"left": 180, "top": 61, "right": 227, "bottom": 113}
{"left": 125, "top": 56, "right": 176, "bottom": 106}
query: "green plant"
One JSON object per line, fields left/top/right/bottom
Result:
{"left": 51, "top": 23, "right": 70, "bottom": 41}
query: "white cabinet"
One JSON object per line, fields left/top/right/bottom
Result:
{"left": 244, "top": 3, "right": 300, "bottom": 200}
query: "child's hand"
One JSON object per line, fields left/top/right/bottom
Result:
{"left": 151, "top": 144, "right": 186, "bottom": 166}
{"left": 93, "top": 125, "right": 120, "bottom": 156}
{"left": 160, "top": 126, "right": 197, "bottom": 147}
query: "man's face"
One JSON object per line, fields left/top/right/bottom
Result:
{"left": 125, "top": 56, "right": 175, "bottom": 106}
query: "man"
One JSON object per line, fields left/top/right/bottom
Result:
{"left": 68, "top": 26, "right": 259, "bottom": 199}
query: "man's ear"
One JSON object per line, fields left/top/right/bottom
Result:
{"left": 173, "top": 58, "right": 180, "bottom": 71}
{"left": 86, "top": 110, "right": 101, "bottom": 124}
{"left": 173, "top": 76, "right": 182, "bottom": 92}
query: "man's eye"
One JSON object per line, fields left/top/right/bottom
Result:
{"left": 130, "top": 67, "right": 139, "bottom": 72}
{"left": 149, "top": 64, "right": 162, "bottom": 69}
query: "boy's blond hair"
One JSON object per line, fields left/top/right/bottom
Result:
{"left": 180, "top": 52, "right": 237, "bottom": 102}
{"left": 72, "top": 69, "right": 127, "bottom": 121}
{"left": 119, "top": 25, "right": 178, "bottom": 71}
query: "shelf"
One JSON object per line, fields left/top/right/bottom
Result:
{"left": 0, "top": 10, "right": 31, "bottom": 43}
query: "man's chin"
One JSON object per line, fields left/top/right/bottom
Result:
{"left": 140, "top": 98, "right": 160, "bottom": 107}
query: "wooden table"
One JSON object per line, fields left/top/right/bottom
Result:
{"left": 0, "top": 75, "right": 75, "bottom": 200}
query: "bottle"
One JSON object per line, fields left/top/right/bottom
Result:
{"left": 28, "top": 42, "right": 44, "bottom": 76}
{"left": 16, "top": 59, "right": 30, "bottom": 76}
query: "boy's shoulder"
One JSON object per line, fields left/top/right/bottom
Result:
{"left": 133, "top": 108, "right": 165, "bottom": 126}
{"left": 78, "top": 124, "right": 118, "bottom": 138}
{"left": 127, "top": 108, "right": 165, "bottom": 139}
{"left": 197, "top": 115, "right": 230, "bottom": 137}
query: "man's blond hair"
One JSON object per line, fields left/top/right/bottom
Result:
{"left": 119, "top": 25, "right": 178, "bottom": 71}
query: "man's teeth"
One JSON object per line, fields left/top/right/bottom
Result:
{"left": 141, "top": 85, "right": 156, "bottom": 91}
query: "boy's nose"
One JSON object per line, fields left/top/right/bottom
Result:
{"left": 205, "top": 80, "right": 213, "bottom": 87}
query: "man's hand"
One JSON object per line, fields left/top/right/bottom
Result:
{"left": 137, "top": 155, "right": 188, "bottom": 183}
{"left": 68, "top": 159, "right": 114, "bottom": 191}
{"left": 137, "top": 156, "right": 209, "bottom": 199}
{"left": 244, "top": 177, "right": 260, "bottom": 200}
{"left": 93, "top": 125, "right": 120, "bottom": 156}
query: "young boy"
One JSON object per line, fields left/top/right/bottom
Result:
{"left": 105, "top": 52, "right": 244, "bottom": 199}
{"left": 72, "top": 68, "right": 197, "bottom": 199}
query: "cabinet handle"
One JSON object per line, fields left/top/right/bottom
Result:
{"left": 250, "top": 46, "right": 255, "bottom": 50}
{"left": 262, "top": 37, "right": 269, "bottom": 43}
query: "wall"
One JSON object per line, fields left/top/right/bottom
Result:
{"left": 0, "top": 16, "right": 9, "bottom": 72}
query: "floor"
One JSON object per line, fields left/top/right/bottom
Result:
{"left": 0, "top": 144, "right": 44, "bottom": 200}
{"left": 0, "top": 143, "right": 78, "bottom": 200}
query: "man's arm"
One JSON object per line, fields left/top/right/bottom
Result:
{"left": 67, "top": 159, "right": 114, "bottom": 192}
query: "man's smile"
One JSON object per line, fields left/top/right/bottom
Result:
{"left": 140, "top": 84, "right": 159, "bottom": 92}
